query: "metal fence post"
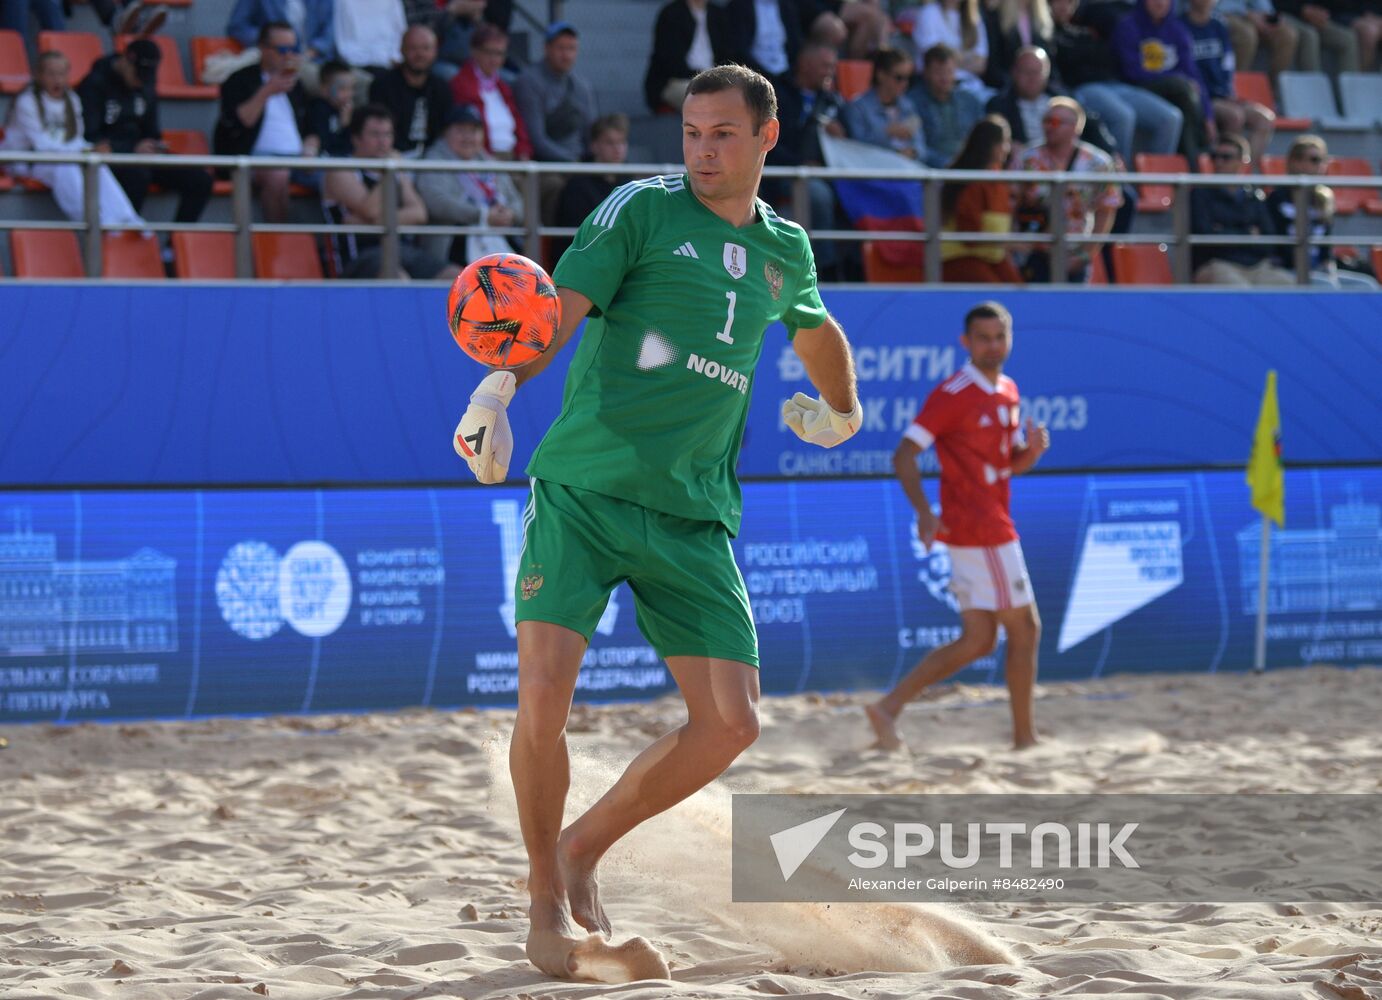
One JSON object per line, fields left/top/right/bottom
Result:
{"left": 1292, "top": 181, "right": 1311, "bottom": 285}
{"left": 524, "top": 164, "right": 541, "bottom": 262}
{"left": 380, "top": 161, "right": 399, "bottom": 279}
{"left": 232, "top": 158, "right": 253, "bottom": 279}
{"left": 923, "top": 178, "right": 941, "bottom": 285}
{"left": 792, "top": 174, "right": 810, "bottom": 236}
{"left": 1170, "top": 178, "right": 1191, "bottom": 284}
{"left": 1048, "top": 178, "right": 1067, "bottom": 284}
{"left": 83, "top": 156, "right": 102, "bottom": 277}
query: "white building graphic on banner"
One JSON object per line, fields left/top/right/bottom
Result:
{"left": 0, "top": 509, "right": 177, "bottom": 657}
{"left": 1236, "top": 490, "right": 1382, "bottom": 614}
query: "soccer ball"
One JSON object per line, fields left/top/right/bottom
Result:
{"left": 447, "top": 253, "right": 561, "bottom": 369}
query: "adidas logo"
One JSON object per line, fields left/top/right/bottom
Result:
{"left": 673, "top": 242, "right": 699, "bottom": 259}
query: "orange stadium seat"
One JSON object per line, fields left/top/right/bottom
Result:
{"left": 190, "top": 36, "right": 243, "bottom": 84}
{"left": 253, "top": 232, "right": 323, "bottom": 280}
{"left": 11, "top": 229, "right": 83, "bottom": 277}
{"left": 1372, "top": 247, "right": 1382, "bottom": 279}
{"left": 1133, "top": 153, "right": 1188, "bottom": 213}
{"left": 37, "top": 31, "right": 104, "bottom": 84}
{"left": 0, "top": 29, "right": 31, "bottom": 94}
{"left": 102, "top": 231, "right": 165, "bottom": 278}
{"left": 836, "top": 59, "right": 872, "bottom": 101}
{"left": 160, "top": 128, "right": 230, "bottom": 195}
{"left": 172, "top": 231, "right": 236, "bottom": 278}
{"left": 1088, "top": 249, "right": 1108, "bottom": 284}
{"left": 1111, "top": 243, "right": 1173, "bottom": 285}
{"left": 1234, "top": 71, "right": 1310, "bottom": 130}
{"left": 115, "top": 34, "right": 217, "bottom": 98}
{"left": 1259, "top": 154, "right": 1286, "bottom": 175}
{"left": 1326, "top": 157, "right": 1377, "bottom": 216}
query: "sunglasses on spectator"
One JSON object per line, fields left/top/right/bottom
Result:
{"left": 1042, "top": 115, "right": 1074, "bottom": 126}
{"left": 273, "top": 44, "right": 303, "bottom": 54}
{"left": 1300, "top": 154, "right": 1325, "bottom": 164}
{"left": 887, "top": 71, "right": 912, "bottom": 81}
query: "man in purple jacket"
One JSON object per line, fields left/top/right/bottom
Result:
{"left": 1112, "top": 0, "right": 1212, "bottom": 165}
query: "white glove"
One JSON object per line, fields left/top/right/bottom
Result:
{"left": 454, "top": 371, "right": 517, "bottom": 484}
{"left": 781, "top": 392, "right": 862, "bottom": 449}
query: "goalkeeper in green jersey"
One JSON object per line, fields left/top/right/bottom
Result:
{"left": 454, "top": 63, "right": 861, "bottom": 982}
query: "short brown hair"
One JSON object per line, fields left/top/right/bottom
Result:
{"left": 1216, "top": 132, "right": 1250, "bottom": 161}
{"left": 964, "top": 301, "right": 1013, "bottom": 333}
{"left": 686, "top": 63, "right": 777, "bottom": 133}
{"left": 923, "top": 44, "right": 957, "bottom": 68}
{"left": 870, "top": 45, "right": 910, "bottom": 84}
{"left": 590, "top": 112, "right": 629, "bottom": 143}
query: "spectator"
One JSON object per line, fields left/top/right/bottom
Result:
{"left": 433, "top": 0, "right": 514, "bottom": 80}
{"left": 78, "top": 39, "right": 212, "bottom": 225}
{"left": 1185, "top": 0, "right": 1274, "bottom": 162}
{"left": 940, "top": 115, "right": 1023, "bottom": 282}
{"left": 0, "top": 51, "right": 144, "bottom": 228}
{"left": 553, "top": 113, "right": 630, "bottom": 258}
{"left": 1113, "top": 0, "right": 1212, "bottom": 166}
{"left": 214, "top": 22, "right": 313, "bottom": 223}
{"left": 322, "top": 102, "right": 459, "bottom": 280}
{"left": 450, "top": 24, "right": 532, "bottom": 159}
{"left": 644, "top": 0, "right": 736, "bottom": 112}
{"left": 803, "top": 0, "right": 891, "bottom": 59}
{"left": 514, "top": 23, "right": 598, "bottom": 164}
{"left": 984, "top": 0, "right": 1056, "bottom": 90}
{"left": 368, "top": 24, "right": 453, "bottom": 158}
{"left": 335, "top": 0, "right": 407, "bottom": 76}
{"left": 1332, "top": 0, "right": 1380, "bottom": 71}
{"left": 984, "top": 46, "right": 1055, "bottom": 154}
{"left": 1266, "top": 134, "right": 1377, "bottom": 289}
{"left": 768, "top": 41, "right": 846, "bottom": 276}
{"left": 1013, "top": 96, "right": 1122, "bottom": 282}
{"left": 227, "top": 0, "right": 336, "bottom": 64}
{"left": 914, "top": 0, "right": 990, "bottom": 93}
{"left": 1215, "top": 0, "right": 1299, "bottom": 77}
{"left": 1189, "top": 132, "right": 1292, "bottom": 284}
{"left": 306, "top": 59, "right": 355, "bottom": 157}
{"left": 844, "top": 46, "right": 927, "bottom": 161}
{"left": 416, "top": 104, "right": 524, "bottom": 264}
{"left": 0, "top": 0, "right": 63, "bottom": 35}
{"left": 911, "top": 44, "right": 986, "bottom": 168}
{"left": 84, "top": 1, "right": 164, "bottom": 38}
{"left": 1278, "top": 0, "right": 1360, "bottom": 72}
{"left": 726, "top": 0, "right": 804, "bottom": 81}
{"left": 1049, "top": 0, "right": 1181, "bottom": 161}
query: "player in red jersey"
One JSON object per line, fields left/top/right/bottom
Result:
{"left": 866, "top": 301, "right": 1049, "bottom": 751}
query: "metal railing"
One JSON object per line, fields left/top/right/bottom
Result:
{"left": 1, "top": 149, "right": 1378, "bottom": 284}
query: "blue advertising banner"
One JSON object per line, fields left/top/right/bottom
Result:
{"left": 2, "top": 468, "right": 1377, "bottom": 723}
{"left": 2, "top": 285, "right": 1379, "bottom": 486}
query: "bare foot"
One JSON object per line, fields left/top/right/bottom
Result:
{"left": 865, "top": 702, "right": 904, "bottom": 751}
{"left": 558, "top": 832, "right": 611, "bottom": 936}
{"left": 1013, "top": 733, "right": 1039, "bottom": 750}
{"left": 526, "top": 898, "right": 583, "bottom": 978}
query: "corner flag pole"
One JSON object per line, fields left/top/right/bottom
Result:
{"left": 1246, "top": 370, "right": 1284, "bottom": 674}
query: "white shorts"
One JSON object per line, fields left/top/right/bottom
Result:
{"left": 946, "top": 540, "right": 1034, "bottom": 612}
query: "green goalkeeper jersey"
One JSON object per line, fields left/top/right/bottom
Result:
{"left": 529, "top": 173, "right": 828, "bottom": 535}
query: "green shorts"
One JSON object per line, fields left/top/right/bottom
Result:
{"left": 513, "top": 479, "right": 759, "bottom": 667}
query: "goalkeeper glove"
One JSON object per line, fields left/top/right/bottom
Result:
{"left": 454, "top": 371, "right": 516, "bottom": 484}
{"left": 781, "top": 393, "right": 862, "bottom": 449}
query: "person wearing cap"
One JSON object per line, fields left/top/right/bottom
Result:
{"left": 449, "top": 22, "right": 531, "bottom": 159}
{"left": 513, "top": 22, "right": 598, "bottom": 164}
{"left": 368, "top": 23, "right": 455, "bottom": 157}
{"left": 415, "top": 103, "right": 525, "bottom": 264}
{"left": 77, "top": 37, "right": 212, "bottom": 224}
{"left": 214, "top": 21, "right": 314, "bottom": 223}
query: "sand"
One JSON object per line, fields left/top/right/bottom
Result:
{"left": 2, "top": 666, "right": 1380, "bottom": 999}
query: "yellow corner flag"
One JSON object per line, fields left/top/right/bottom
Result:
{"left": 1247, "top": 370, "right": 1284, "bottom": 527}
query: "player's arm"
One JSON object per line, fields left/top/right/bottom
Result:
{"left": 513, "top": 286, "right": 592, "bottom": 388}
{"left": 894, "top": 436, "right": 943, "bottom": 549}
{"left": 781, "top": 315, "right": 862, "bottom": 449}
{"left": 1011, "top": 417, "right": 1050, "bottom": 475}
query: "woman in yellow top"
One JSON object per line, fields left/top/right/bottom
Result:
{"left": 939, "top": 115, "right": 1023, "bottom": 283}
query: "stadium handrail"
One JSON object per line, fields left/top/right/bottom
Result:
{"left": 1, "top": 150, "right": 1376, "bottom": 283}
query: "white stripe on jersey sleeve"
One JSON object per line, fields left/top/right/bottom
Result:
{"left": 591, "top": 175, "right": 684, "bottom": 229}
{"left": 904, "top": 423, "right": 935, "bottom": 450}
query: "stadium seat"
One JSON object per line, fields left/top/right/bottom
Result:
{"left": 190, "top": 36, "right": 243, "bottom": 85}
{"left": 172, "top": 231, "right": 236, "bottom": 279}
{"left": 0, "top": 29, "right": 30, "bottom": 94}
{"left": 252, "top": 232, "right": 324, "bottom": 280}
{"left": 836, "top": 59, "right": 872, "bottom": 102}
{"left": 1233, "top": 71, "right": 1309, "bottom": 130}
{"left": 1111, "top": 243, "right": 1173, "bottom": 285}
{"left": 1372, "top": 247, "right": 1382, "bottom": 280}
{"left": 1259, "top": 154, "right": 1286, "bottom": 176}
{"left": 1278, "top": 71, "right": 1363, "bottom": 129}
{"left": 102, "top": 231, "right": 164, "bottom": 278}
{"left": 1133, "top": 153, "right": 1188, "bottom": 213}
{"left": 1338, "top": 73, "right": 1382, "bottom": 129}
{"left": 115, "top": 34, "right": 218, "bottom": 99}
{"left": 861, "top": 241, "right": 920, "bottom": 283}
{"left": 1326, "top": 158, "right": 1377, "bottom": 216}
{"left": 1087, "top": 249, "right": 1108, "bottom": 284}
{"left": 36, "top": 31, "right": 105, "bottom": 85}
{"left": 160, "top": 128, "right": 230, "bottom": 195}
{"left": 11, "top": 229, "right": 83, "bottom": 277}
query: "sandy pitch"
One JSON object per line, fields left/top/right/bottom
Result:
{"left": 2, "top": 666, "right": 1381, "bottom": 999}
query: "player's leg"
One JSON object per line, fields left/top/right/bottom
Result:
{"left": 866, "top": 608, "right": 998, "bottom": 750}
{"left": 559, "top": 507, "right": 760, "bottom": 936}
{"left": 558, "top": 656, "right": 759, "bottom": 936}
{"left": 995, "top": 603, "right": 1040, "bottom": 748}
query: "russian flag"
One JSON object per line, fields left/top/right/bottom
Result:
{"left": 819, "top": 131, "right": 926, "bottom": 268}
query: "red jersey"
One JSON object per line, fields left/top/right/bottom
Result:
{"left": 904, "top": 362, "right": 1022, "bottom": 547}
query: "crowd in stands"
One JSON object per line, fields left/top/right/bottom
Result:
{"left": 0, "top": 0, "right": 1376, "bottom": 287}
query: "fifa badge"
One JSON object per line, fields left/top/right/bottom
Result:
{"left": 520, "top": 574, "right": 545, "bottom": 600}
{"left": 723, "top": 242, "right": 747, "bottom": 279}
{"left": 764, "top": 262, "right": 783, "bottom": 300}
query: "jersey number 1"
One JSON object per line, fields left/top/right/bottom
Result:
{"left": 715, "top": 291, "right": 737, "bottom": 345}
